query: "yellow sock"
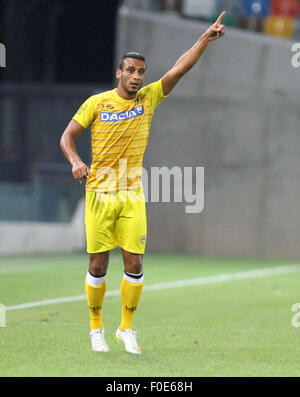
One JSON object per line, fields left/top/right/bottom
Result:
{"left": 120, "top": 272, "right": 144, "bottom": 330}
{"left": 85, "top": 271, "right": 106, "bottom": 330}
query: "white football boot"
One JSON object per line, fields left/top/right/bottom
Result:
{"left": 116, "top": 327, "right": 141, "bottom": 354}
{"left": 90, "top": 328, "right": 109, "bottom": 352}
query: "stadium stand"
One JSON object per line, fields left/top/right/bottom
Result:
{"left": 127, "top": 0, "right": 300, "bottom": 39}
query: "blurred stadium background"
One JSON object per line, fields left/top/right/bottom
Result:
{"left": 1, "top": 0, "right": 300, "bottom": 258}
{"left": 1, "top": 0, "right": 300, "bottom": 378}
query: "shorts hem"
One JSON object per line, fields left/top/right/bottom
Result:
{"left": 87, "top": 245, "right": 118, "bottom": 254}
{"left": 119, "top": 245, "right": 146, "bottom": 255}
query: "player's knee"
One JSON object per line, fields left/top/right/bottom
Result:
{"left": 89, "top": 253, "right": 109, "bottom": 276}
{"left": 125, "top": 261, "right": 143, "bottom": 275}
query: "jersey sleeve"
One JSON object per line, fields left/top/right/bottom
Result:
{"left": 72, "top": 95, "right": 100, "bottom": 128}
{"left": 140, "top": 79, "right": 168, "bottom": 113}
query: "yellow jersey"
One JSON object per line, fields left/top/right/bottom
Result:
{"left": 73, "top": 79, "right": 167, "bottom": 193}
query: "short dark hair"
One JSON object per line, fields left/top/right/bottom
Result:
{"left": 119, "top": 51, "right": 146, "bottom": 70}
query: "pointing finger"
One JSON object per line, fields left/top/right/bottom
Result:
{"left": 215, "top": 11, "right": 226, "bottom": 26}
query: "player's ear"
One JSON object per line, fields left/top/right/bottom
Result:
{"left": 116, "top": 68, "right": 121, "bottom": 79}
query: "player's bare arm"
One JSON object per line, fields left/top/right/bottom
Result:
{"left": 161, "top": 11, "right": 226, "bottom": 96}
{"left": 60, "top": 119, "right": 92, "bottom": 182}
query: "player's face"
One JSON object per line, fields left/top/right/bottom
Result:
{"left": 117, "top": 58, "right": 146, "bottom": 95}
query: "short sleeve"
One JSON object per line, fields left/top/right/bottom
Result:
{"left": 139, "top": 80, "right": 168, "bottom": 112}
{"left": 72, "top": 95, "right": 100, "bottom": 128}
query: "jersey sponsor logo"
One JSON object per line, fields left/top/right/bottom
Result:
{"left": 103, "top": 104, "right": 115, "bottom": 109}
{"left": 100, "top": 105, "right": 144, "bottom": 122}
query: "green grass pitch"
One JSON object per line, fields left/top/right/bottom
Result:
{"left": 0, "top": 252, "right": 300, "bottom": 377}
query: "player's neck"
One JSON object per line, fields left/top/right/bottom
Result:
{"left": 116, "top": 85, "right": 137, "bottom": 100}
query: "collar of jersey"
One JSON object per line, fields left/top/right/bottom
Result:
{"left": 112, "top": 88, "right": 137, "bottom": 103}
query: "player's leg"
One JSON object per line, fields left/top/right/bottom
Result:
{"left": 115, "top": 188, "right": 146, "bottom": 354}
{"left": 116, "top": 249, "right": 143, "bottom": 354}
{"left": 86, "top": 252, "right": 109, "bottom": 330}
{"left": 86, "top": 252, "right": 110, "bottom": 352}
{"left": 116, "top": 188, "right": 146, "bottom": 331}
{"left": 120, "top": 249, "right": 144, "bottom": 330}
{"left": 85, "top": 191, "right": 117, "bottom": 352}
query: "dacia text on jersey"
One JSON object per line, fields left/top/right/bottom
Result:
{"left": 100, "top": 105, "right": 144, "bottom": 122}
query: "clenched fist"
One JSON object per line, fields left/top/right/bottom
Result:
{"left": 72, "top": 160, "right": 92, "bottom": 183}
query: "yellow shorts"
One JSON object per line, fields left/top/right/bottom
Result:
{"left": 85, "top": 186, "right": 147, "bottom": 254}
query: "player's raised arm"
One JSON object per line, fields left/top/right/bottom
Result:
{"left": 161, "top": 11, "right": 226, "bottom": 96}
{"left": 60, "top": 119, "right": 92, "bottom": 183}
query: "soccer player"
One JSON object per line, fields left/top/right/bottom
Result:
{"left": 60, "top": 12, "right": 225, "bottom": 354}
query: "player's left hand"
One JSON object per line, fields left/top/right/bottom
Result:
{"left": 205, "top": 11, "right": 226, "bottom": 42}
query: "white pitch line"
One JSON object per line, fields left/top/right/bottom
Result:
{"left": 5, "top": 264, "right": 300, "bottom": 311}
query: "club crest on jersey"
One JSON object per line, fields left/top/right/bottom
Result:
{"left": 100, "top": 105, "right": 144, "bottom": 122}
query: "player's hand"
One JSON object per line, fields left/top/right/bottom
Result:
{"left": 72, "top": 160, "right": 92, "bottom": 184}
{"left": 205, "top": 11, "right": 226, "bottom": 42}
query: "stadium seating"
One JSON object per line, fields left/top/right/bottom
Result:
{"left": 242, "top": 0, "right": 271, "bottom": 18}
{"left": 272, "top": 0, "right": 300, "bottom": 18}
{"left": 239, "top": 16, "right": 264, "bottom": 32}
{"left": 133, "top": 0, "right": 300, "bottom": 40}
{"left": 209, "top": 0, "right": 242, "bottom": 27}
{"left": 294, "top": 17, "right": 300, "bottom": 38}
{"left": 263, "top": 15, "right": 295, "bottom": 38}
{"left": 181, "top": 0, "right": 218, "bottom": 19}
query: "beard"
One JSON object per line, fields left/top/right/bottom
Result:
{"left": 121, "top": 78, "right": 141, "bottom": 95}
{"left": 126, "top": 87, "right": 138, "bottom": 94}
